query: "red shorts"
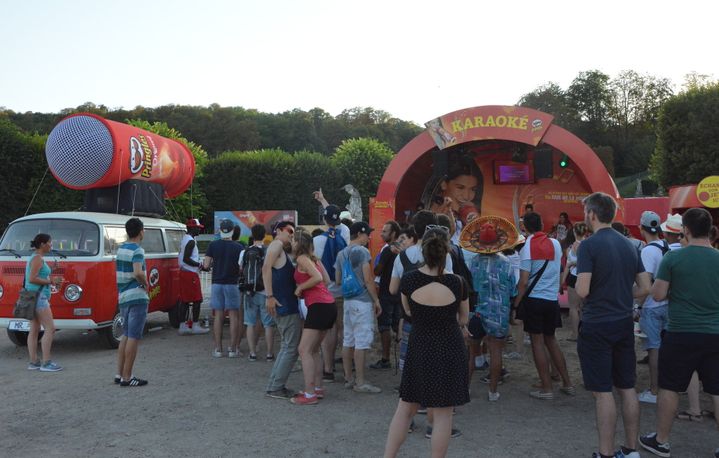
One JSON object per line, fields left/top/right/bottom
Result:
{"left": 179, "top": 270, "right": 203, "bottom": 303}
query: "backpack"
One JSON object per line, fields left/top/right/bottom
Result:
{"left": 239, "top": 245, "right": 265, "bottom": 294}
{"left": 646, "top": 240, "right": 670, "bottom": 256}
{"left": 399, "top": 250, "right": 422, "bottom": 274}
{"left": 341, "top": 246, "right": 364, "bottom": 298}
{"left": 320, "top": 227, "right": 347, "bottom": 282}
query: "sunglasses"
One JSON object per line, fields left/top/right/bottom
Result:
{"left": 283, "top": 227, "right": 295, "bottom": 235}
{"left": 425, "top": 224, "right": 450, "bottom": 233}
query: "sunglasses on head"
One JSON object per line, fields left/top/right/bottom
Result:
{"left": 425, "top": 224, "right": 450, "bottom": 233}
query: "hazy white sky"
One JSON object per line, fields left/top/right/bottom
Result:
{"left": 1, "top": 0, "right": 716, "bottom": 124}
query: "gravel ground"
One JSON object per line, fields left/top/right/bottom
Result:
{"left": 1, "top": 309, "right": 717, "bottom": 458}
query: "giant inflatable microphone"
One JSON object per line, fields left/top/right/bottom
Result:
{"left": 45, "top": 113, "right": 195, "bottom": 199}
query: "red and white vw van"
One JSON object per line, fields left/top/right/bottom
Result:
{"left": 0, "top": 211, "right": 187, "bottom": 348}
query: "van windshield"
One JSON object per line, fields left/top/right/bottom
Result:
{"left": 0, "top": 219, "right": 100, "bottom": 256}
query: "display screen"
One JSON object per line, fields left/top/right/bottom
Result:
{"left": 494, "top": 160, "right": 535, "bottom": 185}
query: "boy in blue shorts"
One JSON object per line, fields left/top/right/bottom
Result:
{"left": 115, "top": 217, "right": 149, "bottom": 387}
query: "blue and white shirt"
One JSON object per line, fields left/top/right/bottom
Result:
{"left": 116, "top": 242, "right": 149, "bottom": 306}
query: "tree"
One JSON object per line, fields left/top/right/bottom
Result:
{"left": 331, "top": 138, "right": 394, "bottom": 218}
{"left": 651, "top": 83, "right": 719, "bottom": 187}
{"left": 517, "top": 82, "right": 579, "bottom": 131}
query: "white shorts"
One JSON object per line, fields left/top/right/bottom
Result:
{"left": 343, "top": 299, "right": 374, "bottom": 350}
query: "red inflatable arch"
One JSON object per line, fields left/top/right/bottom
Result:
{"left": 369, "top": 105, "right": 620, "bottom": 253}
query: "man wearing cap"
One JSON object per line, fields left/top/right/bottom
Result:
{"left": 312, "top": 197, "right": 350, "bottom": 382}
{"left": 637, "top": 211, "right": 670, "bottom": 404}
{"left": 262, "top": 221, "right": 301, "bottom": 399}
{"left": 335, "top": 221, "right": 383, "bottom": 394}
{"left": 178, "top": 218, "right": 209, "bottom": 335}
{"left": 661, "top": 214, "right": 684, "bottom": 251}
{"left": 463, "top": 216, "right": 518, "bottom": 401}
{"left": 203, "top": 219, "right": 243, "bottom": 358}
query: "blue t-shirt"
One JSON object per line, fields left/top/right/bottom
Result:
{"left": 519, "top": 236, "right": 563, "bottom": 301}
{"left": 577, "top": 227, "right": 645, "bottom": 323}
{"left": 205, "top": 240, "right": 242, "bottom": 284}
{"left": 116, "top": 242, "right": 149, "bottom": 306}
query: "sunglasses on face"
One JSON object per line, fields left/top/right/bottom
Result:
{"left": 284, "top": 228, "right": 295, "bottom": 235}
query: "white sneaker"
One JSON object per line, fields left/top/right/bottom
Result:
{"left": 192, "top": 325, "right": 210, "bottom": 334}
{"left": 488, "top": 391, "right": 500, "bottom": 402}
{"left": 638, "top": 389, "right": 657, "bottom": 404}
{"left": 178, "top": 323, "right": 193, "bottom": 335}
{"left": 212, "top": 349, "right": 223, "bottom": 358}
{"left": 227, "top": 348, "right": 241, "bottom": 358}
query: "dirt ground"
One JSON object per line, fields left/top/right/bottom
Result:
{"left": 2, "top": 309, "right": 717, "bottom": 458}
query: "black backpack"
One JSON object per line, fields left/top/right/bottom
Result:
{"left": 399, "top": 250, "right": 422, "bottom": 274}
{"left": 449, "top": 243, "right": 478, "bottom": 306}
{"left": 240, "top": 245, "right": 265, "bottom": 294}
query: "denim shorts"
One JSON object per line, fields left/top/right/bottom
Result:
{"left": 639, "top": 305, "right": 668, "bottom": 350}
{"left": 121, "top": 301, "right": 148, "bottom": 340}
{"left": 36, "top": 295, "right": 50, "bottom": 311}
{"left": 243, "top": 292, "right": 275, "bottom": 327}
{"left": 210, "top": 284, "right": 241, "bottom": 310}
{"left": 377, "top": 294, "right": 401, "bottom": 333}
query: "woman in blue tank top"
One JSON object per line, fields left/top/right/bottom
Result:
{"left": 25, "top": 233, "right": 63, "bottom": 372}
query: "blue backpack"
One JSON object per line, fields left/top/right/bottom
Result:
{"left": 341, "top": 246, "right": 364, "bottom": 298}
{"left": 320, "top": 227, "right": 347, "bottom": 282}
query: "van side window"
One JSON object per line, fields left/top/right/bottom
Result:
{"left": 165, "top": 230, "right": 184, "bottom": 254}
{"left": 142, "top": 229, "right": 165, "bottom": 254}
{"left": 104, "top": 227, "right": 127, "bottom": 255}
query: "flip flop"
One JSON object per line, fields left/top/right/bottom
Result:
{"left": 701, "top": 409, "right": 715, "bottom": 419}
{"left": 675, "top": 410, "right": 703, "bottom": 422}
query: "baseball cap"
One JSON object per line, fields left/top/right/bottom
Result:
{"left": 660, "top": 213, "right": 683, "bottom": 234}
{"left": 219, "top": 219, "right": 234, "bottom": 239}
{"left": 323, "top": 204, "right": 341, "bottom": 226}
{"left": 186, "top": 217, "right": 204, "bottom": 229}
{"left": 349, "top": 221, "right": 374, "bottom": 236}
{"left": 639, "top": 211, "right": 661, "bottom": 234}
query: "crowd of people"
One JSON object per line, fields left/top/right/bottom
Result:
{"left": 21, "top": 190, "right": 719, "bottom": 458}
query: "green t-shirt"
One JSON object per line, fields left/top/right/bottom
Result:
{"left": 656, "top": 245, "right": 719, "bottom": 334}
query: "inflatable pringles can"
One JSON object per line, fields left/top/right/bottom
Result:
{"left": 45, "top": 113, "right": 195, "bottom": 198}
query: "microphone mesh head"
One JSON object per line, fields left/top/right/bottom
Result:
{"left": 46, "top": 115, "right": 114, "bottom": 188}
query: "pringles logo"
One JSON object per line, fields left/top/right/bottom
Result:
{"left": 128, "top": 134, "right": 155, "bottom": 177}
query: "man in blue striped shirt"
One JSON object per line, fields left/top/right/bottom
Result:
{"left": 115, "top": 217, "right": 149, "bottom": 387}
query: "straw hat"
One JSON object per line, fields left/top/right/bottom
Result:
{"left": 459, "top": 215, "right": 520, "bottom": 254}
{"left": 660, "top": 213, "right": 683, "bottom": 234}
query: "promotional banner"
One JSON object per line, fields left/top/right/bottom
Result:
{"left": 213, "top": 210, "right": 297, "bottom": 244}
{"left": 425, "top": 106, "right": 554, "bottom": 150}
{"left": 696, "top": 175, "right": 719, "bottom": 208}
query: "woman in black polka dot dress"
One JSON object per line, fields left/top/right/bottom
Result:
{"left": 384, "top": 228, "right": 470, "bottom": 458}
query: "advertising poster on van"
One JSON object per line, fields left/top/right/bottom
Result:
{"left": 213, "top": 211, "right": 298, "bottom": 244}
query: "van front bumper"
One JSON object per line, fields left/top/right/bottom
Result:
{"left": 0, "top": 318, "right": 108, "bottom": 330}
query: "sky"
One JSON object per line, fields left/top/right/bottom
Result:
{"left": 1, "top": 0, "right": 717, "bottom": 125}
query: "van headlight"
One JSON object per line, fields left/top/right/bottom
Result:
{"left": 64, "top": 284, "right": 82, "bottom": 302}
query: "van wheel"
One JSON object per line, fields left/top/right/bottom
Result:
{"left": 6, "top": 329, "right": 43, "bottom": 347}
{"left": 167, "top": 301, "right": 185, "bottom": 329}
{"left": 98, "top": 311, "right": 122, "bottom": 349}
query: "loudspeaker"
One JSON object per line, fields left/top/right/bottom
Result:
{"left": 82, "top": 180, "right": 166, "bottom": 217}
{"left": 533, "top": 147, "right": 554, "bottom": 179}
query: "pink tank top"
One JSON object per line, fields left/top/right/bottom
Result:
{"left": 293, "top": 260, "right": 334, "bottom": 306}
